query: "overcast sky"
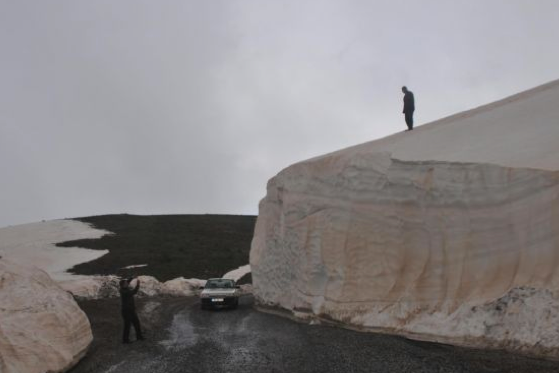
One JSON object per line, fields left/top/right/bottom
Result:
{"left": 1, "top": 0, "right": 559, "bottom": 227}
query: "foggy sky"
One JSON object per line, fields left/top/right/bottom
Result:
{"left": 1, "top": 0, "right": 559, "bottom": 227}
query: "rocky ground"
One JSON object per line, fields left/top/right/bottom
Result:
{"left": 70, "top": 295, "right": 559, "bottom": 373}
{"left": 58, "top": 214, "right": 256, "bottom": 282}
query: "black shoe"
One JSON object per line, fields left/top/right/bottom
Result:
{"left": 137, "top": 336, "right": 145, "bottom": 341}
{"left": 123, "top": 340, "right": 131, "bottom": 344}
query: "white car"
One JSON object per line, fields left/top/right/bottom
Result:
{"left": 200, "top": 278, "right": 240, "bottom": 310}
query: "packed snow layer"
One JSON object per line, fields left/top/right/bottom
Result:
{"left": 250, "top": 80, "right": 559, "bottom": 357}
{"left": 0, "top": 220, "right": 110, "bottom": 281}
{"left": 315, "top": 79, "right": 559, "bottom": 171}
{"left": 0, "top": 258, "right": 93, "bottom": 373}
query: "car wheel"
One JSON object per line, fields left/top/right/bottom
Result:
{"left": 231, "top": 299, "right": 239, "bottom": 309}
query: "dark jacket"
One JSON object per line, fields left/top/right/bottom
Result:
{"left": 120, "top": 281, "right": 139, "bottom": 314}
{"left": 403, "top": 91, "right": 415, "bottom": 113}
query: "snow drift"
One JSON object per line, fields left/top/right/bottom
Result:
{"left": 0, "top": 220, "right": 110, "bottom": 281}
{"left": 250, "top": 79, "right": 559, "bottom": 357}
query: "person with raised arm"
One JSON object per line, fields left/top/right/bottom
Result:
{"left": 119, "top": 276, "right": 145, "bottom": 344}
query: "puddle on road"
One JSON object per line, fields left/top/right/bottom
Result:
{"left": 159, "top": 311, "right": 198, "bottom": 349}
{"left": 159, "top": 306, "right": 263, "bottom": 362}
{"left": 219, "top": 313, "right": 269, "bottom": 366}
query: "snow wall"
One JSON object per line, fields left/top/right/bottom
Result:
{"left": 250, "top": 79, "right": 559, "bottom": 357}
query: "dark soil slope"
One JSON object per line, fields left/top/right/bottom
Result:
{"left": 56, "top": 214, "right": 256, "bottom": 282}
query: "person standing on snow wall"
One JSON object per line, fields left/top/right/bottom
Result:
{"left": 402, "top": 86, "right": 415, "bottom": 131}
{"left": 119, "top": 276, "right": 145, "bottom": 344}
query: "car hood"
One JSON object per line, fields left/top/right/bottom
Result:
{"left": 201, "top": 288, "right": 237, "bottom": 296}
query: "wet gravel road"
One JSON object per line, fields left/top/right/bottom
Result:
{"left": 70, "top": 295, "right": 559, "bottom": 373}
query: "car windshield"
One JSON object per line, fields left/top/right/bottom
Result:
{"left": 205, "top": 279, "right": 234, "bottom": 289}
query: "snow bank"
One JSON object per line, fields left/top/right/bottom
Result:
{"left": 355, "top": 286, "right": 559, "bottom": 356}
{"left": 0, "top": 258, "right": 92, "bottom": 373}
{"left": 59, "top": 275, "right": 207, "bottom": 300}
{"left": 223, "top": 264, "right": 251, "bottom": 281}
{"left": 250, "top": 79, "right": 559, "bottom": 357}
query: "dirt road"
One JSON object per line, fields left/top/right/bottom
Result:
{"left": 70, "top": 295, "right": 559, "bottom": 373}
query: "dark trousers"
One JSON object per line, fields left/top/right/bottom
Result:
{"left": 122, "top": 311, "right": 143, "bottom": 342}
{"left": 405, "top": 111, "right": 414, "bottom": 130}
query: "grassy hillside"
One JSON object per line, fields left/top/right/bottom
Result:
{"left": 56, "top": 214, "right": 256, "bottom": 282}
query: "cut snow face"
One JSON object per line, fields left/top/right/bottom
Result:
{"left": 250, "top": 79, "right": 559, "bottom": 357}
{"left": 0, "top": 220, "right": 110, "bottom": 281}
